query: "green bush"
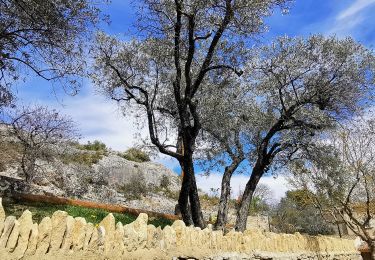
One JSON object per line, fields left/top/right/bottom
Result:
{"left": 61, "top": 151, "right": 104, "bottom": 166}
{"left": 62, "top": 140, "right": 108, "bottom": 166}
{"left": 120, "top": 147, "right": 150, "bottom": 163}
{"left": 78, "top": 140, "right": 107, "bottom": 152}
{"left": 160, "top": 174, "right": 170, "bottom": 189}
{"left": 119, "top": 174, "right": 148, "bottom": 200}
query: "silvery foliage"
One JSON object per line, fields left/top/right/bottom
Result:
{"left": 91, "top": 0, "right": 290, "bottom": 157}
{"left": 290, "top": 118, "right": 375, "bottom": 240}
{"left": 197, "top": 35, "right": 375, "bottom": 175}
{"left": 0, "top": 0, "right": 102, "bottom": 108}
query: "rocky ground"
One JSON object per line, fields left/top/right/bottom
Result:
{"left": 0, "top": 151, "right": 182, "bottom": 215}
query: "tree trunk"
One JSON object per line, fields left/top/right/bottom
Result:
{"left": 178, "top": 159, "right": 193, "bottom": 226}
{"left": 178, "top": 153, "right": 205, "bottom": 228}
{"left": 189, "top": 168, "right": 206, "bottom": 228}
{"left": 235, "top": 166, "right": 264, "bottom": 232}
{"left": 214, "top": 159, "right": 242, "bottom": 231}
{"left": 21, "top": 153, "right": 36, "bottom": 183}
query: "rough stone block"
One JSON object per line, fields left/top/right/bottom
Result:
{"left": 50, "top": 210, "right": 68, "bottom": 251}
{"left": 35, "top": 217, "right": 52, "bottom": 255}
{"left": 0, "top": 216, "right": 16, "bottom": 249}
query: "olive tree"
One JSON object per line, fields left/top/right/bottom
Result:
{"left": 92, "top": 0, "right": 290, "bottom": 228}
{"left": 8, "top": 105, "right": 78, "bottom": 183}
{"left": 212, "top": 35, "right": 374, "bottom": 232}
{"left": 0, "top": 0, "right": 102, "bottom": 108}
{"left": 291, "top": 119, "right": 375, "bottom": 256}
{"left": 271, "top": 190, "right": 334, "bottom": 235}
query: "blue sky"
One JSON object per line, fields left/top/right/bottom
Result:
{"left": 12, "top": 0, "right": 375, "bottom": 200}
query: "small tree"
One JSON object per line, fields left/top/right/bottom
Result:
{"left": 271, "top": 190, "right": 334, "bottom": 235}
{"left": 291, "top": 119, "right": 375, "bottom": 256}
{"left": 8, "top": 105, "right": 78, "bottom": 183}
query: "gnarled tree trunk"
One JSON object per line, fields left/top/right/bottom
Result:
{"left": 178, "top": 151, "right": 206, "bottom": 228}
{"left": 215, "top": 159, "right": 242, "bottom": 231}
{"left": 235, "top": 164, "right": 265, "bottom": 232}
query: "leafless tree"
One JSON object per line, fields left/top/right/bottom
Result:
{"left": 92, "top": 0, "right": 290, "bottom": 228}
{"left": 291, "top": 119, "right": 375, "bottom": 257}
{"left": 8, "top": 105, "right": 78, "bottom": 183}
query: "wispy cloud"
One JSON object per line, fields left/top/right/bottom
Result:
{"left": 337, "top": 0, "right": 375, "bottom": 20}
{"left": 328, "top": 0, "right": 375, "bottom": 36}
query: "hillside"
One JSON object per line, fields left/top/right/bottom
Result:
{"left": 0, "top": 124, "right": 182, "bottom": 215}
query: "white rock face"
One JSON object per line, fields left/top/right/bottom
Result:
{"left": 95, "top": 155, "right": 180, "bottom": 191}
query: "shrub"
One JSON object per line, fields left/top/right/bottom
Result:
{"left": 119, "top": 174, "right": 148, "bottom": 200}
{"left": 61, "top": 151, "right": 104, "bottom": 166}
{"left": 120, "top": 147, "right": 150, "bottom": 163}
{"left": 78, "top": 140, "right": 107, "bottom": 152}
{"left": 160, "top": 174, "right": 170, "bottom": 189}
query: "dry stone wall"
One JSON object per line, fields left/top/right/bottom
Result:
{"left": 0, "top": 198, "right": 360, "bottom": 260}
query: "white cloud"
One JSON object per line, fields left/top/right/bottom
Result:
{"left": 196, "top": 172, "right": 290, "bottom": 202}
{"left": 337, "top": 0, "right": 375, "bottom": 20}
{"left": 327, "top": 0, "right": 375, "bottom": 36}
{"left": 21, "top": 85, "right": 147, "bottom": 151}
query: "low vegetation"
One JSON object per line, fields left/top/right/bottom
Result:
{"left": 119, "top": 148, "right": 150, "bottom": 163}
{"left": 3, "top": 199, "right": 172, "bottom": 228}
{"left": 61, "top": 140, "right": 108, "bottom": 166}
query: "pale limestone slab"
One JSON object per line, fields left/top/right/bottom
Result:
{"left": 71, "top": 217, "right": 87, "bottom": 251}
{"left": 12, "top": 210, "right": 33, "bottom": 257}
{"left": 0, "top": 216, "right": 16, "bottom": 249}
{"left": 50, "top": 210, "right": 68, "bottom": 251}
{"left": 36, "top": 217, "right": 52, "bottom": 255}
{"left": 24, "top": 223, "right": 38, "bottom": 256}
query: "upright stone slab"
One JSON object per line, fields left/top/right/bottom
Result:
{"left": 0, "top": 198, "right": 5, "bottom": 224}
{"left": 61, "top": 215, "right": 75, "bottom": 251}
{"left": 50, "top": 210, "right": 68, "bottom": 251}
{"left": 171, "top": 220, "right": 186, "bottom": 247}
{"left": 6, "top": 219, "right": 20, "bottom": 252}
{"left": 162, "top": 225, "right": 176, "bottom": 250}
{"left": 146, "top": 224, "right": 162, "bottom": 249}
{"left": 88, "top": 226, "right": 99, "bottom": 250}
{"left": 99, "top": 213, "right": 115, "bottom": 253}
{"left": 12, "top": 210, "right": 33, "bottom": 258}
{"left": 71, "top": 217, "right": 87, "bottom": 251}
{"left": 25, "top": 223, "right": 38, "bottom": 256}
{"left": 112, "top": 222, "right": 125, "bottom": 257}
{"left": 35, "top": 217, "right": 52, "bottom": 255}
{"left": 133, "top": 213, "right": 148, "bottom": 249}
{"left": 83, "top": 223, "right": 94, "bottom": 250}
{"left": 0, "top": 216, "right": 16, "bottom": 249}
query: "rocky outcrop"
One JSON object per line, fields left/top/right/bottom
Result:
{"left": 0, "top": 198, "right": 361, "bottom": 260}
{"left": 0, "top": 150, "right": 181, "bottom": 215}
